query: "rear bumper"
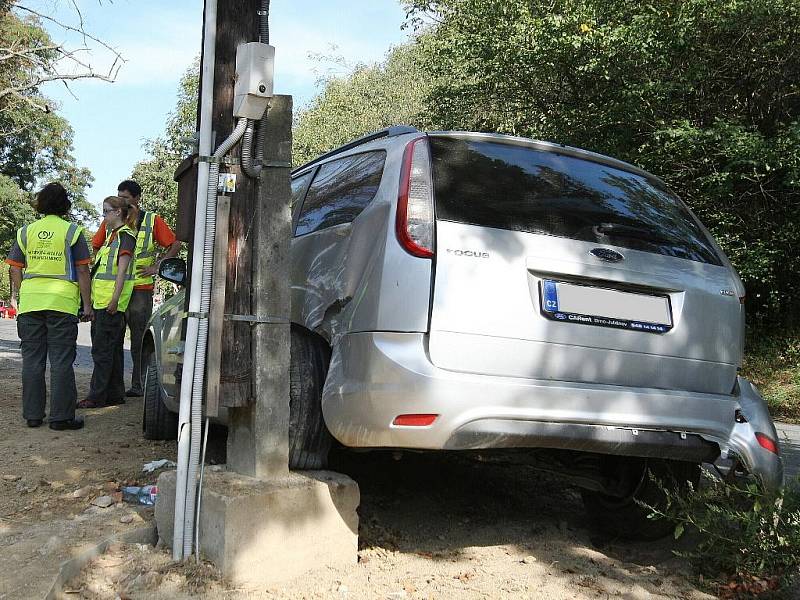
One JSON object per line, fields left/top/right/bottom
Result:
{"left": 322, "top": 332, "right": 783, "bottom": 491}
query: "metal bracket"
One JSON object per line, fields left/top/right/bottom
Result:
{"left": 184, "top": 311, "right": 209, "bottom": 319}
{"left": 260, "top": 160, "right": 292, "bottom": 168}
{"left": 224, "top": 314, "right": 289, "bottom": 325}
{"left": 198, "top": 155, "right": 239, "bottom": 166}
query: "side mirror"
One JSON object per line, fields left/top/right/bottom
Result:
{"left": 159, "top": 258, "right": 187, "bottom": 286}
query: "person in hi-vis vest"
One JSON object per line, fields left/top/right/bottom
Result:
{"left": 78, "top": 196, "right": 138, "bottom": 409}
{"left": 92, "top": 180, "right": 179, "bottom": 397}
{"left": 5, "top": 183, "right": 93, "bottom": 431}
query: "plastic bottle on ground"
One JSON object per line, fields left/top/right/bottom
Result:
{"left": 121, "top": 485, "right": 158, "bottom": 506}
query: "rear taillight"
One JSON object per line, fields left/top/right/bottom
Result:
{"left": 397, "top": 137, "right": 435, "bottom": 258}
{"left": 755, "top": 432, "right": 779, "bottom": 455}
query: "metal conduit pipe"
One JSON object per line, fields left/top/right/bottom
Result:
{"left": 182, "top": 117, "right": 248, "bottom": 558}
{"left": 241, "top": 120, "right": 260, "bottom": 178}
{"left": 173, "top": 0, "right": 218, "bottom": 561}
{"left": 241, "top": 0, "right": 270, "bottom": 179}
{"left": 259, "top": 0, "right": 269, "bottom": 44}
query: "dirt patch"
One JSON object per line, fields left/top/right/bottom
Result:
{"left": 68, "top": 453, "right": 715, "bottom": 600}
{"left": 0, "top": 325, "right": 176, "bottom": 599}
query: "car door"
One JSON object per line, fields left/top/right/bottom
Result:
{"left": 290, "top": 151, "right": 387, "bottom": 338}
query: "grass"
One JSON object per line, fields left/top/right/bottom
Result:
{"left": 741, "top": 324, "right": 800, "bottom": 424}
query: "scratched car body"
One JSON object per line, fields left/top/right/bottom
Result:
{"left": 143, "top": 127, "right": 782, "bottom": 536}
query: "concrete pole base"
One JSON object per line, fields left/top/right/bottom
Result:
{"left": 155, "top": 468, "right": 359, "bottom": 586}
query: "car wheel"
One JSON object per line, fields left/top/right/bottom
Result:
{"left": 581, "top": 457, "right": 700, "bottom": 540}
{"left": 142, "top": 352, "right": 178, "bottom": 440}
{"left": 289, "top": 326, "right": 334, "bottom": 469}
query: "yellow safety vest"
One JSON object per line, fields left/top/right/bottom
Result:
{"left": 17, "top": 215, "right": 83, "bottom": 315}
{"left": 133, "top": 211, "right": 156, "bottom": 287}
{"left": 92, "top": 225, "right": 136, "bottom": 312}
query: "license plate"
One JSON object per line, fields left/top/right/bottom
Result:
{"left": 541, "top": 280, "right": 672, "bottom": 333}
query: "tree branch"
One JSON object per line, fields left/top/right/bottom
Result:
{"left": 14, "top": 3, "right": 125, "bottom": 79}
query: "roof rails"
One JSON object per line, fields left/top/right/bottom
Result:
{"left": 292, "top": 125, "right": 420, "bottom": 174}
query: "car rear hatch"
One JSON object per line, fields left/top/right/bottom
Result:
{"left": 425, "top": 133, "right": 743, "bottom": 395}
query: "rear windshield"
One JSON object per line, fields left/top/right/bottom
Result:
{"left": 429, "top": 137, "right": 721, "bottom": 265}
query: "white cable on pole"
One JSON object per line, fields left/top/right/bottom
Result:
{"left": 195, "top": 417, "right": 211, "bottom": 563}
{"left": 173, "top": 0, "right": 217, "bottom": 562}
{"left": 183, "top": 118, "right": 248, "bottom": 558}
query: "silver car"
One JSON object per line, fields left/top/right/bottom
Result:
{"left": 144, "top": 126, "right": 783, "bottom": 538}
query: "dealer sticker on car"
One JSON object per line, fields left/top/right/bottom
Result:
{"left": 540, "top": 280, "right": 673, "bottom": 333}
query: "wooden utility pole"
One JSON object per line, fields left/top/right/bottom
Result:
{"left": 209, "top": 2, "right": 259, "bottom": 409}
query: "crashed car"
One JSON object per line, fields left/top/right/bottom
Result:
{"left": 143, "top": 126, "right": 783, "bottom": 538}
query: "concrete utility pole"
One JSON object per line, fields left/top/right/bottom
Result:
{"left": 225, "top": 95, "right": 293, "bottom": 478}
{"left": 156, "top": 0, "right": 359, "bottom": 586}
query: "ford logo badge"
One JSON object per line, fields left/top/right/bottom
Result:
{"left": 589, "top": 248, "right": 624, "bottom": 262}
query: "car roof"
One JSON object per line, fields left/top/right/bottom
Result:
{"left": 291, "top": 126, "right": 664, "bottom": 187}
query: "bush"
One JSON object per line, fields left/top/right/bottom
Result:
{"left": 742, "top": 325, "right": 800, "bottom": 422}
{"left": 650, "top": 471, "right": 800, "bottom": 596}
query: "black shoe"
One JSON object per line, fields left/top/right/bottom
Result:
{"left": 107, "top": 398, "right": 126, "bottom": 405}
{"left": 49, "top": 417, "right": 85, "bottom": 431}
{"left": 26, "top": 419, "right": 43, "bottom": 428}
{"left": 125, "top": 388, "right": 143, "bottom": 398}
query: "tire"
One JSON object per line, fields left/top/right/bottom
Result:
{"left": 142, "top": 352, "right": 178, "bottom": 440}
{"left": 581, "top": 457, "right": 700, "bottom": 540}
{"left": 289, "top": 326, "right": 333, "bottom": 469}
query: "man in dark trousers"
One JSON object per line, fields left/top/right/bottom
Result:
{"left": 92, "top": 180, "right": 180, "bottom": 397}
{"left": 5, "top": 182, "right": 93, "bottom": 430}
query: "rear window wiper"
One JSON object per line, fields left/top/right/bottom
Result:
{"left": 595, "top": 223, "right": 675, "bottom": 245}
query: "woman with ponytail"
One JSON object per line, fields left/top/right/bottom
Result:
{"left": 78, "top": 196, "right": 138, "bottom": 408}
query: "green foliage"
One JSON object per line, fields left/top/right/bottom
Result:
{"left": 0, "top": 5, "right": 97, "bottom": 252}
{"left": 0, "top": 173, "right": 33, "bottom": 255}
{"left": 0, "top": 6, "right": 57, "bottom": 125}
{"left": 293, "top": 44, "right": 432, "bottom": 166}
{"left": 741, "top": 324, "right": 800, "bottom": 422}
{"left": 131, "top": 59, "right": 199, "bottom": 227}
{"left": 0, "top": 261, "right": 10, "bottom": 301}
{"left": 652, "top": 472, "right": 800, "bottom": 594}
{"left": 0, "top": 107, "right": 96, "bottom": 221}
{"left": 407, "top": 0, "right": 800, "bottom": 320}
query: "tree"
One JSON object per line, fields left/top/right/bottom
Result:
{"left": 131, "top": 59, "right": 199, "bottom": 227}
{"left": 407, "top": 0, "right": 800, "bottom": 319}
{"left": 293, "top": 44, "right": 432, "bottom": 166}
{"left": 0, "top": 2, "right": 102, "bottom": 252}
{"left": 0, "top": 1, "right": 121, "bottom": 123}
{"left": 0, "top": 172, "right": 33, "bottom": 255}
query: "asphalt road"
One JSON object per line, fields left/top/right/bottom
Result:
{"left": 0, "top": 316, "right": 797, "bottom": 481}
{"left": 0, "top": 316, "right": 131, "bottom": 374}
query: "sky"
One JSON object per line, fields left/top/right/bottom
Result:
{"left": 32, "top": 0, "right": 410, "bottom": 214}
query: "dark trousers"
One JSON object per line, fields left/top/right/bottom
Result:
{"left": 88, "top": 309, "right": 126, "bottom": 404}
{"left": 126, "top": 289, "right": 153, "bottom": 393}
{"left": 17, "top": 310, "right": 78, "bottom": 422}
